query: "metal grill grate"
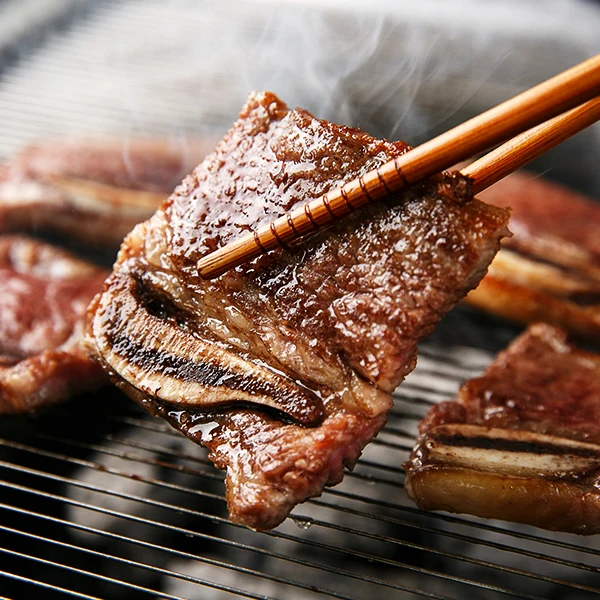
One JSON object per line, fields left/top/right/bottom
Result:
{"left": 3, "top": 308, "right": 600, "bottom": 599}
{"left": 1, "top": 2, "right": 599, "bottom": 598}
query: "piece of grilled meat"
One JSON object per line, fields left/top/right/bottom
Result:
{"left": 465, "top": 171, "right": 600, "bottom": 339}
{"left": 406, "top": 323, "right": 600, "bottom": 534}
{"left": 0, "top": 138, "right": 211, "bottom": 251}
{"left": 0, "top": 235, "right": 109, "bottom": 414}
{"left": 88, "top": 91, "right": 510, "bottom": 530}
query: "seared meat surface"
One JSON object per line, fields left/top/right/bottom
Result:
{"left": 88, "top": 91, "right": 510, "bottom": 530}
{"left": 406, "top": 323, "right": 600, "bottom": 534}
{"left": 0, "top": 236, "right": 108, "bottom": 414}
{"left": 0, "top": 139, "right": 211, "bottom": 251}
{"left": 465, "top": 171, "right": 600, "bottom": 338}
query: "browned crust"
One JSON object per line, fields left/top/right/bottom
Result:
{"left": 477, "top": 170, "right": 600, "bottom": 275}
{"left": 0, "top": 138, "right": 212, "bottom": 250}
{"left": 0, "top": 349, "right": 106, "bottom": 415}
{"left": 406, "top": 324, "right": 600, "bottom": 534}
{"left": 466, "top": 170, "right": 600, "bottom": 338}
{"left": 88, "top": 92, "right": 510, "bottom": 530}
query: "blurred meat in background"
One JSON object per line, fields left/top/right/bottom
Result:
{"left": 0, "top": 1, "right": 598, "bottom": 599}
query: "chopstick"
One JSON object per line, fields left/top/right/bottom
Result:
{"left": 197, "top": 55, "right": 600, "bottom": 279}
{"left": 463, "top": 96, "right": 600, "bottom": 194}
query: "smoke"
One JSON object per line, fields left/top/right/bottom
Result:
{"left": 235, "top": 0, "right": 599, "bottom": 192}
{"left": 103, "top": 0, "right": 600, "bottom": 192}
{"left": 1, "top": 0, "right": 596, "bottom": 190}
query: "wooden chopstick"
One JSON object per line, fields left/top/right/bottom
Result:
{"left": 197, "top": 55, "right": 600, "bottom": 279}
{"left": 463, "top": 96, "right": 600, "bottom": 194}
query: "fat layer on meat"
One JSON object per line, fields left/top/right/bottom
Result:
{"left": 88, "top": 91, "right": 510, "bottom": 530}
{"left": 0, "top": 235, "right": 109, "bottom": 414}
{"left": 406, "top": 323, "right": 600, "bottom": 534}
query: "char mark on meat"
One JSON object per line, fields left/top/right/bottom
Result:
{"left": 88, "top": 91, "right": 510, "bottom": 530}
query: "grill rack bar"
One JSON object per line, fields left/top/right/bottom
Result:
{"left": 20, "top": 424, "right": 600, "bottom": 567}
{"left": 0, "top": 571, "right": 100, "bottom": 600}
{"left": 2, "top": 431, "right": 600, "bottom": 596}
{"left": 0, "top": 2, "right": 598, "bottom": 597}
{"left": 22, "top": 400, "right": 600, "bottom": 563}
{"left": 106, "top": 411, "right": 600, "bottom": 560}
{"left": 2, "top": 341, "right": 599, "bottom": 600}
{"left": 0, "top": 539, "right": 187, "bottom": 600}
{"left": 1, "top": 521, "right": 324, "bottom": 600}
{"left": 6, "top": 432, "right": 600, "bottom": 579}
{"left": 0, "top": 479, "right": 457, "bottom": 600}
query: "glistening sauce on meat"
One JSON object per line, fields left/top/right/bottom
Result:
{"left": 88, "top": 91, "right": 510, "bottom": 530}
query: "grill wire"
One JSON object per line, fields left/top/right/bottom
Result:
{"left": 1, "top": 1, "right": 599, "bottom": 599}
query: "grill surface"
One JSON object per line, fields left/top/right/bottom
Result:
{"left": 0, "top": 1, "right": 599, "bottom": 598}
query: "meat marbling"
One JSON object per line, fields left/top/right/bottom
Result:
{"left": 0, "top": 235, "right": 109, "bottom": 414}
{"left": 406, "top": 323, "right": 600, "bottom": 534}
{"left": 88, "top": 91, "right": 510, "bottom": 530}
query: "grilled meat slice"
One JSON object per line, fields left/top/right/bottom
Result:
{"left": 0, "top": 139, "right": 211, "bottom": 251}
{"left": 0, "top": 235, "right": 109, "bottom": 414}
{"left": 479, "top": 172, "right": 600, "bottom": 276}
{"left": 406, "top": 323, "right": 600, "bottom": 534}
{"left": 464, "top": 171, "right": 600, "bottom": 338}
{"left": 88, "top": 91, "right": 510, "bottom": 530}
{"left": 467, "top": 273, "right": 600, "bottom": 340}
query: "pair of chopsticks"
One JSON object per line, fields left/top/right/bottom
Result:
{"left": 198, "top": 55, "right": 600, "bottom": 279}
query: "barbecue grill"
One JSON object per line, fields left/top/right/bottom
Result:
{"left": 1, "top": 1, "right": 599, "bottom": 598}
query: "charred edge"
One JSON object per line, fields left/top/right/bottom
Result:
{"left": 110, "top": 331, "right": 324, "bottom": 427}
{"left": 112, "top": 332, "right": 239, "bottom": 384}
{"left": 132, "top": 273, "right": 195, "bottom": 328}
{"left": 436, "top": 433, "right": 600, "bottom": 459}
{"left": 124, "top": 271, "right": 324, "bottom": 425}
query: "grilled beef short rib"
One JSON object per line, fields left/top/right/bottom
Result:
{"left": 88, "top": 91, "right": 510, "bottom": 530}
{"left": 406, "top": 323, "right": 600, "bottom": 534}
{"left": 465, "top": 171, "right": 600, "bottom": 339}
{"left": 0, "top": 139, "right": 211, "bottom": 251}
{"left": 0, "top": 236, "right": 108, "bottom": 414}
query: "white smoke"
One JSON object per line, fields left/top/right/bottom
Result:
{"left": 235, "top": 0, "right": 599, "bottom": 192}
{"left": 1, "top": 0, "right": 598, "bottom": 195}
